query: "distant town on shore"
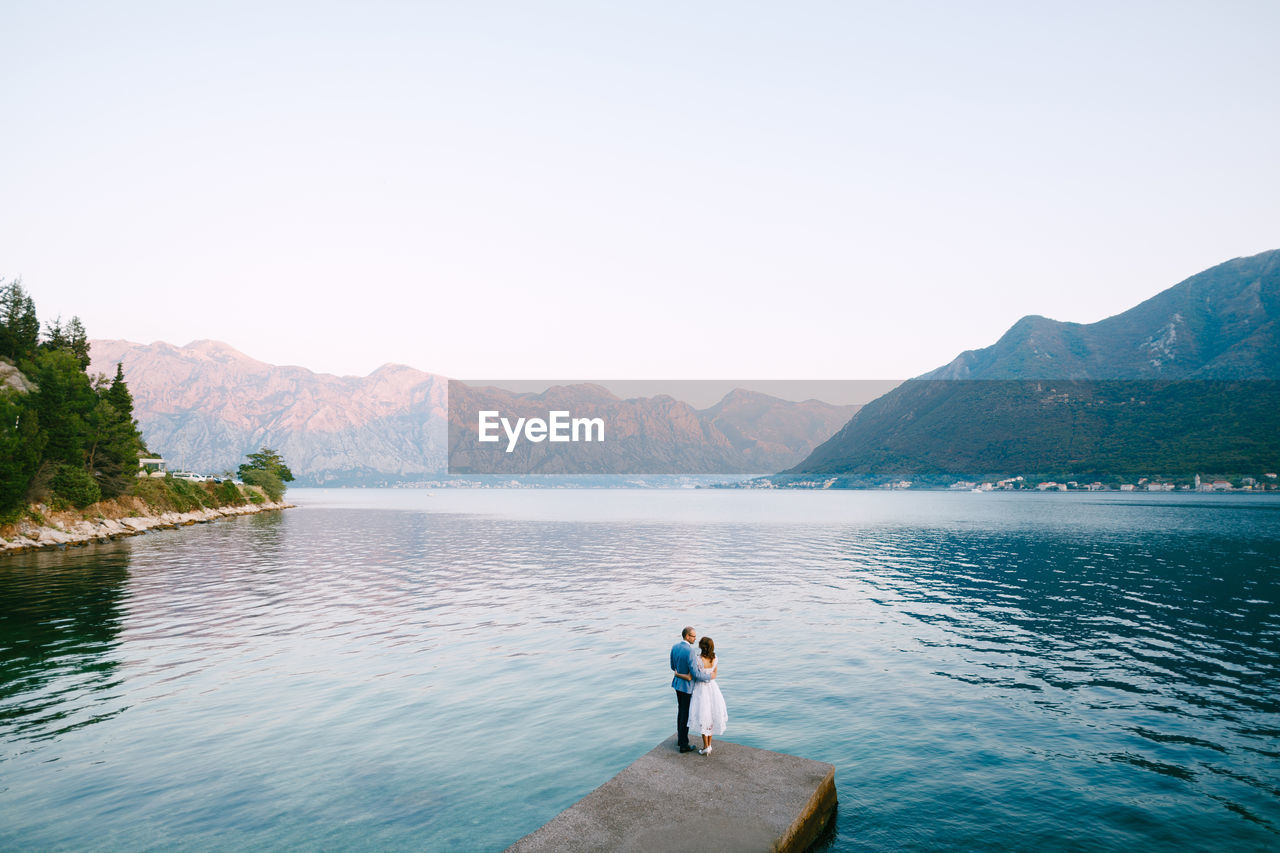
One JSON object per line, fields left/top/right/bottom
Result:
{"left": 754, "top": 473, "right": 1280, "bottom": 492}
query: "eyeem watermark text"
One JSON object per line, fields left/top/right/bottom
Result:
{"left": 477, "top": 410, "right": 605, "bottom": 453}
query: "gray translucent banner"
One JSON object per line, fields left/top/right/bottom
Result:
{"left": 448, "top": 379, "right": 1280, "bottom": 485}
{"left": 447, "top": 380, "right": 899, "bottom": 475}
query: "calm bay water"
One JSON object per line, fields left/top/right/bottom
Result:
{"left": 2, "top": 489, "right": 1278, "bottom": 851}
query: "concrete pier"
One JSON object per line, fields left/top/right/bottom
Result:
{"left": 506, "top": 736, "right": 836, "bottom": 853}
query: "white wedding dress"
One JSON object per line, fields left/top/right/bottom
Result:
{"left": 688, "top": 658, "right": 728, "bottom": 736}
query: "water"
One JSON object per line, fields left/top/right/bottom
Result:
{"left": 2, "top": 489, "right": 1278, "bottom": 851}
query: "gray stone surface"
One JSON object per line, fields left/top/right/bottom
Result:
{"left": 0, "top": 361, "right": 36, "bottom": 393}
{"left": 507, "top": 736, "right": 836, "bottom": 853}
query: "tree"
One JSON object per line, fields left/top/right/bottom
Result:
{"left": 238, "top": 447, "right": 294, "bottom": 502}
{"left": 239, "top": 447, "right": 294, "bottom": 483}
{"left": 86, "top": 363, "right": 144, "bottom": 498}
{"left": 42, "top": 316, "right": 91, "bottom": 370}
{"left": 0, "top": 285, "right": 145, "bottom": 512}
{"left": 106, "top": 363, "right": 133, "bottom": 417}
{"left": 0, "top": 392, "right": 45, "bottom": 518}
{"left": 87, "top": 398, "right": 143, "bottom": 499}
{"left": 30, "top": 347, "right": 97, "bottom": 470}
{"left": 0, "top": 278, "right": 39, "bottom": 363}
{"left": 51, "top": 463, "right": 101, "bottom": 508}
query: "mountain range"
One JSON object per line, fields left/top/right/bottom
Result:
{"left": 89, "top": 340, "right": 449, "bottom": 485}
{"left": 784, "top": 248, "right": 1280, "bottom": 485}
{"left": 90, "top": 249, "right": 1280, "bottom": 487}
{"left": 89, "top": 341, "right": 857, "bottom": 484}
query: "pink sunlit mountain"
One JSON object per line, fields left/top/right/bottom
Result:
{"left": 91, "top": 340, "right": 859, "bottom": 484}
{"left": 90, "top": 339, "right": 449, "bottom": 484}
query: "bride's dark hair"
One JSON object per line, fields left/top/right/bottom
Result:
{"left": 699, "top": 636, "right": 715, "bottom": 661}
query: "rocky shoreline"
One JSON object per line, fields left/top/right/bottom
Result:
{"left": 0, "top": 500, "right": 295, "bottom": 554}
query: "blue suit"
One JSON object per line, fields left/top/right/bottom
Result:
{"left": 671, "top": 640, "right": 709, "bottom": 748}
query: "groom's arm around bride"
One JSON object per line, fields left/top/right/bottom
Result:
{"left": 670, "top": 626, "right": 711, "bottom": 753}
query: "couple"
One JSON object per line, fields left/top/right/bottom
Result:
{"left": 669, "top": 626, "right": 728, "bottom": 755}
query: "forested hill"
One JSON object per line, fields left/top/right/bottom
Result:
{"left": 782, "top": 249, "right": 1280, "bottom": 486}
{"left": 923, "top": 248, "right": 1280, "bottom": 381}
{"left": 1, "top": 279, "right": 145, "bottom": 517}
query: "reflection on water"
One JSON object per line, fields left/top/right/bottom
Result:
{"left": 0, "top": 490, "right": 1277, "bottom": 851}
{"left": 0, "top": 545, "right": 131, "bottom": 747}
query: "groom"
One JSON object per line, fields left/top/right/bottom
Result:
{"left": 670, "top": 625, "right": 710, "bottom": 753}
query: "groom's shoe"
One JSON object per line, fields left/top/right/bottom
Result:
{"left": 678, "top": 744, "right": 696, "bottom": 753}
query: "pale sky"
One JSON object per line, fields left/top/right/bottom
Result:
{"left": 3, "top": 1, "right": 1277, "bottom": 381}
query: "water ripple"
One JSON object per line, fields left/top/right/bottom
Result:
{"left": 1, "top": 490, "right": 1278, "bottom": 850}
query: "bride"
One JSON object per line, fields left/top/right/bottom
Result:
{"left": 687, "top": 636, "right": 728, "bottom": 755}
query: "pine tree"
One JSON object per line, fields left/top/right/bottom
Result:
{"left": 0, "top": 279, "right": 40, "bottom": 363}
{"left": 30, "top": 347, "right": 98, "bottom": 470}
{"left": 106, "top": 363, "right": 133, "bottom": 417}
{"left": 42, "top": 316, "right": 91, "bottom": 370}
{"left": 87, "top": 366, "right": 144, "bottom": 498}
{"left": 1, "top": 284, "right": 146, "bottom": 512}
{"left": 0, "top": 392, "right": 45, "bottom": 518}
